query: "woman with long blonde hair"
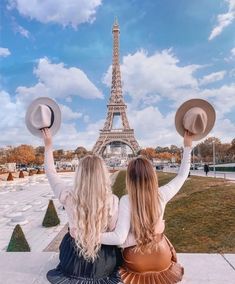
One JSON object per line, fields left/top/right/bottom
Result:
{"left": 101, "top": 131, "right": 193, "bottom": 284}
{"left": 42, "top": 128, "right": 122, "bottom": 284}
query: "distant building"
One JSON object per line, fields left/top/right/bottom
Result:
{"left": 5, "top": 163, "right": 16, "bottom": 172}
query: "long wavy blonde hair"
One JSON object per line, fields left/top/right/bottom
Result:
{"left": 72, "top": 154, "right": 112, "bottom": 261}
{"left": 126, "top": 156, "right": 162, "bottom": 250}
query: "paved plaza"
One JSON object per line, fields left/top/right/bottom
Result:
{"left": 0, "top": 252, "right": 234, "bottom": 283}
{"left": 0, "top": 173, "right": 71, "bottom": 252}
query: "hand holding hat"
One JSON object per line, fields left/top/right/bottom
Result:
{"left": 175, "top": 99, "right": 216, "bottom": 141}
{"left": 25, "top": 97, "right": 61, "bottom": 138}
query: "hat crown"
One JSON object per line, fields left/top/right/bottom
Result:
{"left": 30, "top": 104, "right": 52, "bottom": 129}
{"left": 183, "top": 107, "right": 208, "bottom": 135}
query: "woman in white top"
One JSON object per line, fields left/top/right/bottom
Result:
{"left": 101, "top": 131, "right": 193, "bottom": 284}
{"left": 42, "top": 128, "right": 122, "bottom": 284}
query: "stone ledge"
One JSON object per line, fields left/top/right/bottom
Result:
{"left": 0, "top": 253, "right": 234, "bottom": 284}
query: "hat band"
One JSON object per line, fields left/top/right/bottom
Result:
{"left": 39, "top": 105, "right": 55, "bottom": 130}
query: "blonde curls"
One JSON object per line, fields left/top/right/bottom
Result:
{"left": 72, "top": 155, "right": 112, "bottom": 262}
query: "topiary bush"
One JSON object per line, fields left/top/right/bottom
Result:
{"left": 42, "top": 199, "right": 60, "bottom": 227}
{"left": 7, "top": 172, "right": 14, "bottom": 181}
{"left": 19, "top": 170, "right": 24, "bottom": 178}
{"left": 28, "top": 170, "right": 34, "bottom": 176}
{"left": 7, "top": 224, "right": 30, "bottom": 252}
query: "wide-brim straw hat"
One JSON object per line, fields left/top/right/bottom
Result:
{"left": 175, "top": 99, "right": 216, "bottom": 141}
{"left": 25, "top": 97, "right": 61, "bottom": 138}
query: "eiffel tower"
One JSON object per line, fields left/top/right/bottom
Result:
{"left": 92, "top": 19, "right": 140, "bottom": 156}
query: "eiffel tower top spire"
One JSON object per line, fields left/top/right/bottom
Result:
{"left": 109, "top": 17, "right": 124, "bottom": 105}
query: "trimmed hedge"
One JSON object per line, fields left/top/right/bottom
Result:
{"left": 209, "top": 166, "right": 235, "bottom": 172}
{"left": 7, "top": 172, "right": 14, "bottom": 181}
{"left": 7, "top": 224, "right": 30, "bottom": 252}
{"left": 42, "top": 199, "right": 60, "bottom": 227}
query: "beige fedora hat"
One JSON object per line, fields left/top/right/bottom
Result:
{"left": 175, "top": 99, "right": 216, "bottom": 141}
{"left": 25, "top": 97, "right": 61, "bottom": 138}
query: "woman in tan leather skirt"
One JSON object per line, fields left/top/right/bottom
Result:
{"left": 101, "top": 131, "right": 193, "bottom": 284}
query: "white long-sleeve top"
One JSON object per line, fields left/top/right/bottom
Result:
{"left": 44, "top": 147, "right": 119, "bottom": 239}
{"left": 101, "top": 146, "right": 192, "bottom": 248}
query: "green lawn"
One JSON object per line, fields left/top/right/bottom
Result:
{"left": 111, "top": 171, "right": 235, "bottom": 253}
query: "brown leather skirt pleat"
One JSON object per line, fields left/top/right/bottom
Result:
{"left": 119, "top": 235, "right": 184, "bottom": 284}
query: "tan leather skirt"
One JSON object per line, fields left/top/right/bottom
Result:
{"left": 119, "top": 235, "right": 184, "bottom": 284}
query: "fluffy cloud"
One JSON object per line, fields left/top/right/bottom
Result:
{"left": 199, "top": 84, "right": 235, "bottom": 115}
{"left": 103, "top": 49, "right": 199, "bottom": 106}
{"left": 7, "top": 0, "right": 102, "bottom": 28}
{"left": 231, "top": 47, "right": 235, "bottom": 57}
{"left": 14, "top": 23, "right": 30, "bottom": 38}
{"left": 199, "top": 71, "right": 226, "bottom": 86}
{"left": 0, "top": 90, "right": 100, "bottom": 149}
{"left": 0, "top": 58, "right": 103, "bottom": 149}
{"left": 0, "top": 47, "right": 11, "bottom": 57}
{"left": 128, "top": 106, "right": 179, "bottom": 147}
{"left": 1, "top": 49, "right": 235, "bottom": 149}
{"left": 60, "top": 104, "right": 82, "bottom": 121}
{"left": 17, "top": 57, "right": 103, "bottom": 104}
{"left": 103, "top": 48, "right": 235, "bottom": 147}
{"left": 209, "top": 0, "right": 235, "bottom": 40}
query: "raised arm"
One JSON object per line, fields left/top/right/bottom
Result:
{"left": 42, "top": 128, "right": 68, "bottom": 203}
{"left": 159, "top": 131, "right": 193, "bottom": 203}
{"left": 101, "top": 195, "right": 131, "bottom": 246}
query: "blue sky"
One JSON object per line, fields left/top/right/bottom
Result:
{"left": 0, "top": 0, "right": 235, "bottom": 149}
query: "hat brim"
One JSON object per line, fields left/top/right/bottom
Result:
{"left": 175, "top": 99, "right": 216, "bottom": 141}
{"left": 25, "top": 97, "right": 61, "bottom": 138}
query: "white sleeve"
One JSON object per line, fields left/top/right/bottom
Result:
{"left": 121, "top": 233, "right": 136, "bottom": 248}
{"left": 159, "top": 146, "right": 192, "bottom": 203}
{"left": 101, "top": 195, "right": 131, "bottom": 246}
{"left": 44, "top": 146, "right": 68, "bottom": 203}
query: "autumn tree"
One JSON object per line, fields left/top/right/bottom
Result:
{"left": 155, "top": 152, "right": 172, "bottom": 161}
{"left": 53, "top": 149, "right": 64, "bottom": 161}
{"left": 7, "top": 145, "right": 35, "bottom": 165}
{"left": 139, "top": 147, "right": 157, "bottom": 160}
{"left": 75, "top": 146, "right": 88, "bottom": 158}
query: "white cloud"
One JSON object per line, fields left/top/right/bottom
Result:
{"left": 229, "top": 47, "right": 235, "bottom": 60}
{"left": 0, "top": 90, "right": 103, "bottom": 150}
{"left": 60, "top": 104, "right": 83, "bottom": 121}
{"left": 128, "top": 106, "right": 180, "bottom": 147}
{"left": 0, "top": 58, "right": 103, "bottom": 149}
{"left": 7, "top": 0, "right": 102, "bottom": 28}
{"left": 199, "top": 84, "right": 235, "bottom": 115}
{"left": 0, "top": 47, "right": 11, "bottom": 57}
{"left": 103, "top": 49, "right": 199, "bottom": 106}
{"left": 209, "top": 0, "right": 235, "bottom": 40}
{"left": 14, "top": 23, "right": 30, "bottom": 38}
{"left": 17, "top": 57, "right": 103, "bottom": 104}
{"left": 231, "top": 47, "right": 235, "bottom": 57}
{"left": 225, "top": 47, "right": 235, "bottom": 61}
{"left": 199, "top": 71, "right": 226, "bottom": 86}
{"left": 1, "top": 48, "right": 235, "bottom": 149}
{"left": 103, "top": 48, "right": 235, "bottom": 147}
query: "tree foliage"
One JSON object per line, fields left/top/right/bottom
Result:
{"left": 42, "top": 200, "right": 60, "bottom": 227}
{"left": 7, "top": 145, "right": 35, "bottom": 164}
{"left": 7, "top": 224, "right": 30, "bottom": 252}
{"left": 75, "top": 146, "right": 88, "bottom": 158}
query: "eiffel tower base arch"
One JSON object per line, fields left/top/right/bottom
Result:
{"left": 93, "top": 130, "right": 140, "bottom": 157}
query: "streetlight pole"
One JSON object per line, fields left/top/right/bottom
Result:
{"left": 213, "top": 140, "right": 216, "bottom": 177}
{"left": 192, "top": 147, "right": 195, "bottom": 170}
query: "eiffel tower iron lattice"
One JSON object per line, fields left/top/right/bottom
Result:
{"left": 92, "top": 19, "right": 140, "bottom": 156}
